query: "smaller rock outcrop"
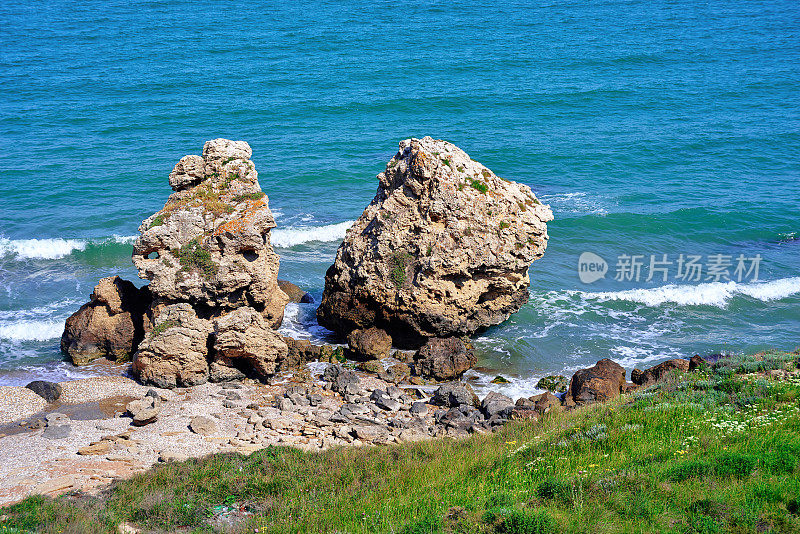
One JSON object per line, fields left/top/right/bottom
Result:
{"left": 277, "top": 280, "right": 313, "bottom": 304}
{"left": 631, "top": 358, "right": 691, "bottom": 386}
{"left": 61, "top": 277, "right": 151, "bottom": 365}
{"left": 430, "top": 382, "right": 479, "bottom": 408}
{"left": 347, "top": 328, "right": 392, "bottom": 361}
{"left": 565, "top": 359, "right": 626, "bottom": 407}
{"left": 211, "top": 307, "right": 288, "bottom": 380}
{"left": 126, "top": 390, "right": 162, "bottom": 426}
{"left": 536, "top": 375, "right": 568, "bottom": 393}
{"left": 414, "top": 337, "right": 476, "bottom": 381}
{"left": 132, "top": 304, "right": 212, "bottom": 389}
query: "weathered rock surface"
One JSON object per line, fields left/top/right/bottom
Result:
{"left": 132, "top": 139, "right": 288, "bottom": 324}
{"left": 278, "top": 280, "right": 313, "bottom": 304}
{"left": 347, "top": 327, "right": 392, "bottom": 361}
{"left": 211, "top": 307, "right": 289, "bottom": 380}
{"left": 317, "top": 136, "right": 553, "bottom": 346}
{"left": 61, "top": 276, "right": 151, "bottom": 365}
{"left": 414, "top": 337, "right": 476, "bottom": 381}
{"left": 132, "top": 304, "right": 212, "bottom": 389}
{"left": 126, "top": 393, "right": 162, "bottom": 426}
{"left": 565, "top": 359, "right": 626, "bottom": 406}
{"left": 631, "top": 358, "right": 691, "bottom": 386}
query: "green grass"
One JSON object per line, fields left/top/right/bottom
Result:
{"left": 231, "top": 192, "right": 265, "bottom": 203}
{"left": 470, "top": 179, "right": 489, "bottom": 194}
{"left": 175, "top": 238, "right": 218, "bottom": 279}
{"left": 148, "top": 319, "right": 178, "bottom": 337}
{"left": 390, "top": 251, "right": 412, "bottom": 287}
{"left": 148, "top": 213, "right": 166, "bottom": 229}
{"left": 2, "top": 349, "right": 799, "bottom": 533}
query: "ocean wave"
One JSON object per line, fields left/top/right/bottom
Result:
{"left": 584, "top": 277, "right": 800, "bottom": 307}
{"left": 537, "top": 191, "right": 609, "bottom": 216}
{"left": 0, "top": 235, "right": 137, "bottom": 260}
{"left": 0, "top": 320, "right": 64, "bottom": 341}
{"left": 271, "top": 221, "right": 354, "bottom": 248}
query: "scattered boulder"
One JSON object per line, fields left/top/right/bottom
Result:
{"left": 189, "top": 415, "right": 218, "bottom": 436}
{"left": 78, "top": 441, "right": 111, "bottom": 456}
{"left": 278, "top": 280, "right": 313, "bottom": 304}
{"left": 536, "top": 375, "right": 568, "bottom": 393}
{"left": 25, "top": 381, "right": 62, "bottom": 403}
{"left": 317, "top": 136, "right": 553, "bottom": 346}
{"left": 631, "top": 359, "right": 691, "bottom": 386}
{"left": 61, "top": 276, "right": 151, "bottom": 365}
{"left": 347, "top": 327, "right": 392, "bottom": 361}
{"left": 282, "top": 337, "right": 337, "bottom": 368}
{"left": 126, "top": 394, "right": 162, "bottom": 426}
{"left": 414, "top": 337, "right": 476, "bottom": 381}
{"left": 323, "top": 365, "right": 362, "bottom": 395}
{"left": 382, "top": 363, "right": 411, "bottom": 384}
{"left": 481, "top": 391, "right": 514, "bottom": 419}
{"left": 565, "top": 359, "right": 626, "bottom": 407}
{"left": 430, "top": 382, "right": 479, "bottom": 408}
{"left": 532, "top": 391, "right": 561, "bottom": 414}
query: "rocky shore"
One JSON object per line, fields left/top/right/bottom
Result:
{"left": 0, "top": 352, "right": 723, "bottom": 506}
{"left": 0, "top": 137, "right": 727, "bottom": 506}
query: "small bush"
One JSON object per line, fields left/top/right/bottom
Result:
{"left": 486, "top": 493, "right": 514, "bottom": 508}
{"left": 499, "top": 221, "right": 510, "bottom": 230}
{"left": 149, "top": 213, "right": 166, "bottom": 228}
{"left": 150, "top": 320, "right": 178, "bottom": 337}
{"left": 666, "top": 460, "right": 711, "bottom": 482}
{"left": 536, "top": 478, "right": 569, "bottom": 501}
{"left": 714, "top": 452, "right": 757, "bottom": 478}
{"left": 762, "top": 447, "right": 798, "bottom": 474}
{"left": 470, "top": 179, "right": 488, "bottom": 194}
{"left": 399, "top": 513, "right": 442, "bottom": 534}
{"left": 232, "top": 191, "right": 265, "bottom": 203}
{"left": 492, "top": 509, "right": 556, "bottom": 534}
{"left": 177, "top": 238, "right": 218, "bottom": 279}
{"left": 390, "top": 251, "right": 412, "bottom": 287}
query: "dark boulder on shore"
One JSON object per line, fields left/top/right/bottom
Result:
{"left": 60, "top": 276, "right": 151, "bottom": 366}
{"left": 565, "top": 358, "right": 626, "bottom": 407}
{"left": 25, "top": 380, "right": 62, "bottom": 403}
{"left": 631, "top": 358, "right": 691, "bottom": 386}
{"left": 347, "top": 327, "right": 392, "bottom": 361}
{"left": 414, "top": 337, "right": 477, "bottom": 381}
{"left": 277, "top": 280, "right": 313, "bottom": 304}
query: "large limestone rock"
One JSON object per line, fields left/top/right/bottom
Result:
{"left": 61, "top": 276, "right": 151, "bottom": 365}
{"left": 130, "top": 139, "right": 292, "bottom": 388}
{"left": 317, "top": 136, "right": 553, "bottom": 345}
{"left": 132, "top": 138, "right": 288, "bottom": 327}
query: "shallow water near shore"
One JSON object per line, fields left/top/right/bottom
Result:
{"left": 0, "top": 0, "right": 798, "bottom": 393}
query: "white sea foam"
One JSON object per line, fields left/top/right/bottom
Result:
{"left": 0, "top": 320, "right": 64, "bottom": 341}
{"left": 0, "top": 235, "right": 138, "bottom": 260}
{"left": 583, "top": 277, "right": 800, "bottom": 307}
{"left": 271, "top": 221, "right": 354, "bottom": 248}
{"left": 538, "top": 191, "right": 609, "bottom": 216}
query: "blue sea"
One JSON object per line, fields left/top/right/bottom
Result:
{"left": 1, "top": 0, "right": 798, "bottom": 395}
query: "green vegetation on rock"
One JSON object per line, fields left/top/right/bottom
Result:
{"left": 176, "top": 238, "right": 217, "bottom": 279}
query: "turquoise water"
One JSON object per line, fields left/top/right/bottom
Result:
{"left": 1, "top": 0, "right": 798, "bottom": 394}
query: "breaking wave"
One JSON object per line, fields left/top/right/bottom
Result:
{"left": 583, "top": 277, "right": 800, "bottom": 307}
{"left": 271, "top": 221, "right": 354, "bottom": 248}
{"left": 0, "top": 235, "right": 137, "bottom": 260}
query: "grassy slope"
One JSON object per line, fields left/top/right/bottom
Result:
{"left": 2, "top": 349, "right": 799, "bottom": 534}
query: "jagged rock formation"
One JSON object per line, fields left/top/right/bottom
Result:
{"left": 132, "top": 139, "right": 288, "bottom": 326}
{"left": 126, "top": 139, "right": 289, "bottom": 387}
{"left": 317, "top": 136, "right": 553, "bottom": 346}
{"left": 61, "top": 276, "right": 151, "bottom": 365}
